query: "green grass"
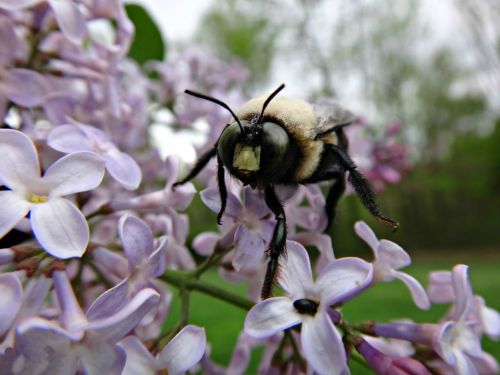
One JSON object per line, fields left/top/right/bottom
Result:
{"left": 164, "top": 258, "right": 500, "bottom": 373}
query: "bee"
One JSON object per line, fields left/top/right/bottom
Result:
{"left": 174, "top": 84, "right": 398, "bottom": 299}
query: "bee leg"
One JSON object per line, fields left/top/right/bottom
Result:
{"left": 327, "top": 144, "right": 399, "bottom": 231}
{"left": 216, "top": 154, "right": 227, "bottom": 225}
{"left": 325, "top": 172, "right": 346, "bottom": 230}
{"left": 261, "top": 185, "right": 287, "bottom": 299}
{"left": 173, "top": 145, "right": 217, "bottom": 187}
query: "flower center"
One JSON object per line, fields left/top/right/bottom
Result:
{"left": 29, "top": 193, "right": 48, "bottom": 203}
{"left": 293, "top": 298, "right": 319, "bottom": 315}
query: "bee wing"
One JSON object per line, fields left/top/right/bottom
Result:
{"left": 313, "top": 97, "right": 357, "bottom": 138}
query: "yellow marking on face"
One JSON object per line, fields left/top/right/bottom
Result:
{"left": 233, "top": 144, "right": 261, "bottom": 172}
{"left": 29, "top": 194, "right": 48, "bottom": 203}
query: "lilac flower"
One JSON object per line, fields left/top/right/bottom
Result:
{"left": 119, "top": 325, "right": 206, "bottom": 375}
{"left": 0, "top": 272, "right": 22, "bottom": 338}
{"left": 201, "top": 186, "right": 274, "bottom": 271}
{"left": 0, "top": 129, "right": 105, "bottom": 258}
{"left": 110, "top": 155, "right": 195, "bottom": 212}
{"left": 428, "top": 269, "right": 500, "bottom": 340}
{"left": 11, "top": 270, "right": 159, "bottom": 374}
{"left": 354, "top": 221, "right": 430, "bottom": 309}
{"left": 433, "top": 265, "right": 494, "bottom": 375}
{"left": 86, "top": 214, "right": 170, "bottom": 339}
{"left": 0, "top": 0, "right": 87, "bottom": 44}
{"left": 48, "top": 122, "right": 142, "bottom": 190}
{"left": 245, "top": 241, "right": 373, "bottom": 375}
{"left": 356, "top": 337, "right": 431, "bottom": 375}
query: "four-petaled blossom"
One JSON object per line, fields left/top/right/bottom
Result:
{"left": 119, "top": 325, "right": 206, "bottom": 375}
{"left": 0, "top": 129, "right": 105, "bottom": 258}
{"left": 9, "top": 271, "right": 160, "bottom": 375}
{"left": 355, "top": 220, "right": 430, "bottom": 309}
{"left": 48, "top": 122, "right": 142, "bottom": 190}
{"left": 245, "top": 241, "right": 373, "bottom": 375}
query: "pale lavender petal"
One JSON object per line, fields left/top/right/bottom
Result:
{"left": 3, "top": 68, "right": 49, "bottom": 107}
{"left": 47, "top": 124, "right": 94, "bottom": 153}
{"left": 244, "top": 297, "right": 302, "bottom": 338}
{"left": 427, "top": 271, "right": 454, "bottom": 303}
{"left": 0, "top": 272, "right": 22, "bottom": 336}
{"left": 393, "top": 270, "right": 431, "bottom": 310}
{"left": 48, "top": 0, "right": 86, "bottom": 44}
{"left": 233, "top": 225, "right": 265, "bottom": 271}
{"left": 0, "top": 0, "right": 42, "bottom": 10}
{"left": 0, "top": 191, "right": 31, "bottom": 239}
{"left": 377, "top": 240, "right": 411, "bottom": 269}
{"left": 301, "top": 313, "right": 347, "bottom": 375}
{"left": 147, "top": 237, "right": 167, "bottom": 278}
{"left": 104, "top": 149, "right": 142, "bottom": 190}
{"left": 192, "top": 232, "right": 220, "bottom": 256}
{"left": 159, "top": 325, "right": 206, "bottom": 375}
{"left": 475, "top": 297, "right": 500, "bottom": 340}
{"left": 165, "top": 155, "right": 181, "bottom": 188}
{"left": 316, "top": 257, "right": 373, "bottom": 306}
{"left": 52, "top": 270, "right": 87, "bottom": 332}
{"left": 354, "top": 221, "right": 379, "bottom": 252}
{"left": 16, "top": 318, "right": 80, "bottom": 373}
{"left": 0, "top": 129, "right": 40, "bottom": 190}
{"left": 243, "top": 187, "right": 268, "bottom": 217}
{"left": 119, "top": 336, "right": 157, "bottom": 375}
{"left": 87, "top": 288, "right": 160, "bottom": 342}
{"left": 278, "top": 241, "right": 314, "bottom": 297}
{"left": 451, "top": 264, "right": 472, "bottom": 319}
{"left": 44, "top": 152, "right": 105, "bottom": 197}
{"left": 118, "top": 214, "right": 154, "bottom": 270}
{"left": 87, "top": 279, "right": 130, "bottom": 321}
{"left": 0, "top": 248, "right": 14, "bottom": 264}
{"left": 200, "top": 188, "right": 241, "bottom": 219}
{"left": 30, "top": 198, "right": 89, "bottom": 258}
{"left": 80, "top": 340, "right": 127, "bottom": 375}
{"left": 92, "top": 247, "right": 129, "bottom": 281}
{"left": 16, "top": 275, "right": 52, "bottom": 321}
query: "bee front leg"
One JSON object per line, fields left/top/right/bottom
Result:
{"left": 216, "top": 154, "right": 227, "bottom": 225}
{"left": 173, "top": 145, "right": 217, "bottom": 187}
{"left": 261, "top": 185, "right": 287, "bottom": 299}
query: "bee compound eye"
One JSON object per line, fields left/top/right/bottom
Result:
{"left": 261, "top": 122, "right": 290, "bottom": 173}
{"left": 218, "top": 122, "right": 243, "bottom": 167}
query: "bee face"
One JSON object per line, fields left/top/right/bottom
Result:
{"left": 218, "top": 119, "right": 292, "bottom": 186}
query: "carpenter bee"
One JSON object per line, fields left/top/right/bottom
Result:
{"left": 174, "top": 84, "right": 398, "bottom": 299}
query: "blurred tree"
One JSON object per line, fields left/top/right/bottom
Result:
{"left": 194, "top": 0, "right": 281, "bottom": 88}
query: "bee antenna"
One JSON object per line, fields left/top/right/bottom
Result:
{"left": 184, "top": 90, "right": 244, "bottom": 134}
{"left": 256, "top": 83, "right": 286, "bottom": 124}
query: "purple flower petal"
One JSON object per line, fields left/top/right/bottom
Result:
{"left": 244, "top": 297, "right": 302, "bottom": 339}
{"left": 104, "top": 149, "right": 142, "bottom": 190}
{"left": 48, "top": 0, "right": 86, "bottom": 44}
{"left": 87, "top": 280, "right": 130, "bottom": 321}
{"left": 192, "top": 232, "right": 220, "bottom": 256}
{"left": 427, "top": 271, "right": 454, "bottom": 303}
{"left": 301, "top": 312, "right": 347, "bottom": 375}
{"left": 0, "top": 0, "right": 42, "bottom": 10}
{"left": 201, "top": 188, "right": 241, "bottom": 219}
{"left": 47, "top": 124, "right": 94, "bottom": 153}
{"left": 233, "top": 225, "right": 265, "bottom": 271}
{"left": 316, "top": 257, "right": 373, "bottom": 306}
{"left": 53, "top": 270, "right": 87, "bottom": 332}
{"left": 451, "top": 264, "right": 472, "bottom": 319}
{"left": 79, "top": 340, "right": 127, "bottom": 375}
{"left": 243, "top": 187, "right": 269, "bottom": 218}
{"left": 377, "top": 240, "right": 411, "bottom": 269}
{"left": 44, "top": 152, "right": 105, "bottom": 197}
{"left": 87, "top": 288, "right": 160, "bottom": 342}
{"left": 0, "top": 272, "right": 22, "bottom": 336}
{"left": 147, "top": 237, "right": 168, "bottom": 278}
{"left": 0, "top": 191, "right": 31, "bottom": 239}
{"left": 393, "top": 270, "right": 431, "bottom": 310}
{"left": 119, "top": 336, "right": 157, "bottom": 375}
{"left": 159, "top": 325, "right": 206, "bottom": 375}
{"left": 0, "top": 129, "right": 40, "bottom": 191}
{"left": 354, "top": 220, "right": 379, "bottom": 252}
{"left": 278, "top": 241, "right": 314, "bottom": 297}
{"left": 118, "top": 215, "right": 154, "bottom": 270}
{"left": 2, "top": 68, "right": 49, "bottom": 107}
{"left": 30, "top": 198, "right": 89, "bottom": 258}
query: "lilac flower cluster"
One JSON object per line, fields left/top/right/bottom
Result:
{"left": 0, "top": 1, "right": 497, "bottom": 375}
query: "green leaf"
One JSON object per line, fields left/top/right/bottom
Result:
{"left": 125, "top": 3, "right": 165, "bottom": 64}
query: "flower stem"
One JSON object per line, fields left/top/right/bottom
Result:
{"left": 161, "top": 269, "right": 254, "bottom": 311}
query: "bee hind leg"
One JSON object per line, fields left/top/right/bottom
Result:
{"left": 261, "top": 185, "right": 287, "bottom": 299}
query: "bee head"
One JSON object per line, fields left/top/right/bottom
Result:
{"left": 185, "top": 84, "right": 291, "bottom": 185}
